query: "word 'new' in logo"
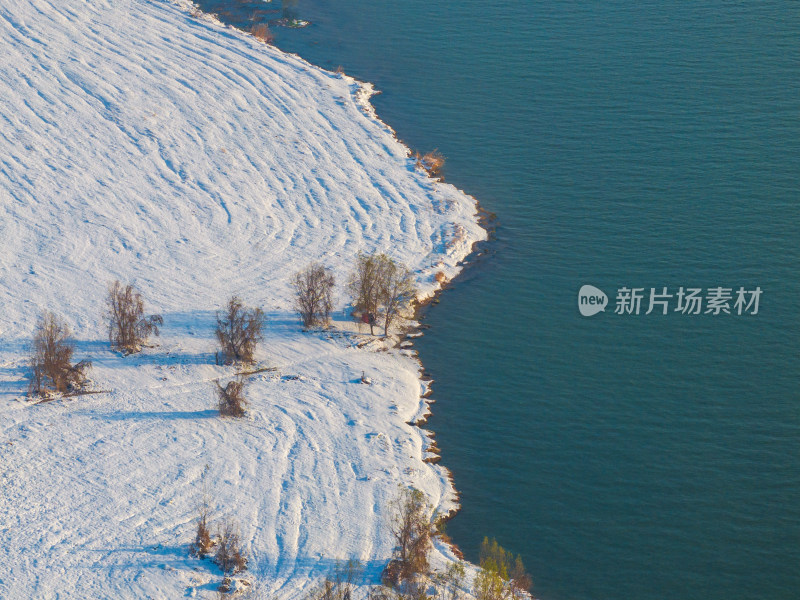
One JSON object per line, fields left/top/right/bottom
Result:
{"left": 579, "top": 285, "right": 608, "bottom": 317}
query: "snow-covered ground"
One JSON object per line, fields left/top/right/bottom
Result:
{"left": 0, "top": 0, "right": 485, "bottom": 597}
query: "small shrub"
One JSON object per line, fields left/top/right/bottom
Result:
{"left": 415, "top": 150, "right": 445, "bottom": 178}
{"left": 216, "top": 379, "right": 247, "bottom": 418}
{"left": 107, "top": 281, "right": 163, "bottom": 354}
{"left": 293, "top": 263, "right": 335, "bottom": 328}
{"left": 215, "top": 296, "right": 265, "bottom": 365}
{"left": 474, "top": 538, "right": 531, "bottom": 600}
{"left": 215, "top": 519, "right": 247, "bottom": 574}
{"left": 403, "top": 579, "right": 430, "bottom": 600}
{"left": 29, "top": 311, "right": 91, "bottom": 397}
{"left": 218, "top": 577, "right": 234, "bottom": 594}
{"left": 382, "top": 559, "right": 404, "bottom": 589}
{"left": 375, "top": 580, "right": 429, "bottom": 600}
{"left": 305, "top": 560, "right": 363, "bottom": 600}
{"left": 474, "top": 565, "right": 506, "bottom": 600}
{"left": 190, "top": 502, "right": 215, "bottom": 558}
{"left": 432, "top": 561, "right": 466, "bottom": 600}
{"left": 434, "top": 271, "right": 448, "bottom": 285}
{"left": 250, "top": 23, "right": 274, "bottom": 43}
{"left": 367, "top": 586, "right": 392, "bottom": 600}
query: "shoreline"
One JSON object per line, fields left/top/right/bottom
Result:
{"left": 177, "top": 0, "right": 494, "bottom": 568}
{"left": 407, "top": 211, "right": 496, "bottom": 562}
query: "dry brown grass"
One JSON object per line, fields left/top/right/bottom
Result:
{"left": 415, "top": 150, "right": 445, "bottom": 178}
{"left": 434, "top": 271, "right": 448, "bottom": 285}
{"left": 250, "top": 23, "right": 274, "bottom": 44}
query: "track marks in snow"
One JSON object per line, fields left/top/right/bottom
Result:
{"left": 0, "top": 0, "right": 482, "bottom": 596}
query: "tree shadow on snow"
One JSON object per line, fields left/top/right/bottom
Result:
{"left": 84, "top": 542, "right": 199, "bottom": 570}
{"left": 84, "top": 543, "right": 230, "bottom": 594}
{"left": 68, "top": 338, "right": 217, "bottom": 369}
{"left": 157, "top": 310, "right": 218, "bottom": 339}
{"left": 89, "top": 408, "right": 219, "bottom": 421}
{"left": 284, "top": 556, "right": 389, "bottom": 586}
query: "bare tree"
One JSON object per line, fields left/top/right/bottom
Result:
{"left": 29, "top": 311, "right": 91, "bottom": 397}
{"left": 216, "top": 297, "right": 265, "bottom": 365}
{"left": 379, "top": 260, "right": 417, "bottom": 337}
{"left": 383, "top": 487, "right": 434, "bottom": 588}
{"left": 215, "top": 519, "right": 247, "bottom": 574}
{"left": 216, "top": 379, "right": 247, "bottom": 418}
{"left": 293, "top": 264, "right": 335, "bottom": 328}
{"left": 347, "top": 253, "right": 385, "bottom": 335}
{"left": 349, "top": 254, "right": 417, "bottom": 337}
{"left": 107, "top": 281, "right": 163, "bottom": 354}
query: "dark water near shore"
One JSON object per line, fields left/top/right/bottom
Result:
{"left": 195, "top": 2, "right": 799, "bottom": 599}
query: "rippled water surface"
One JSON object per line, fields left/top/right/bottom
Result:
{"left": 195, "top": 2, "right": 799, "bottom": 599}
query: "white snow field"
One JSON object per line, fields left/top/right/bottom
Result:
{"left": 0, "top": 0, "right": 486, "bottom": 598}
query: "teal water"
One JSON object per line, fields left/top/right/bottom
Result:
{"left": 195, "top": 2, "right": 799, "bottom": 599}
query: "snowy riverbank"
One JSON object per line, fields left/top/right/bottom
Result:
{"left": 0, "top": 0, "right": 485, "bottom": 597}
